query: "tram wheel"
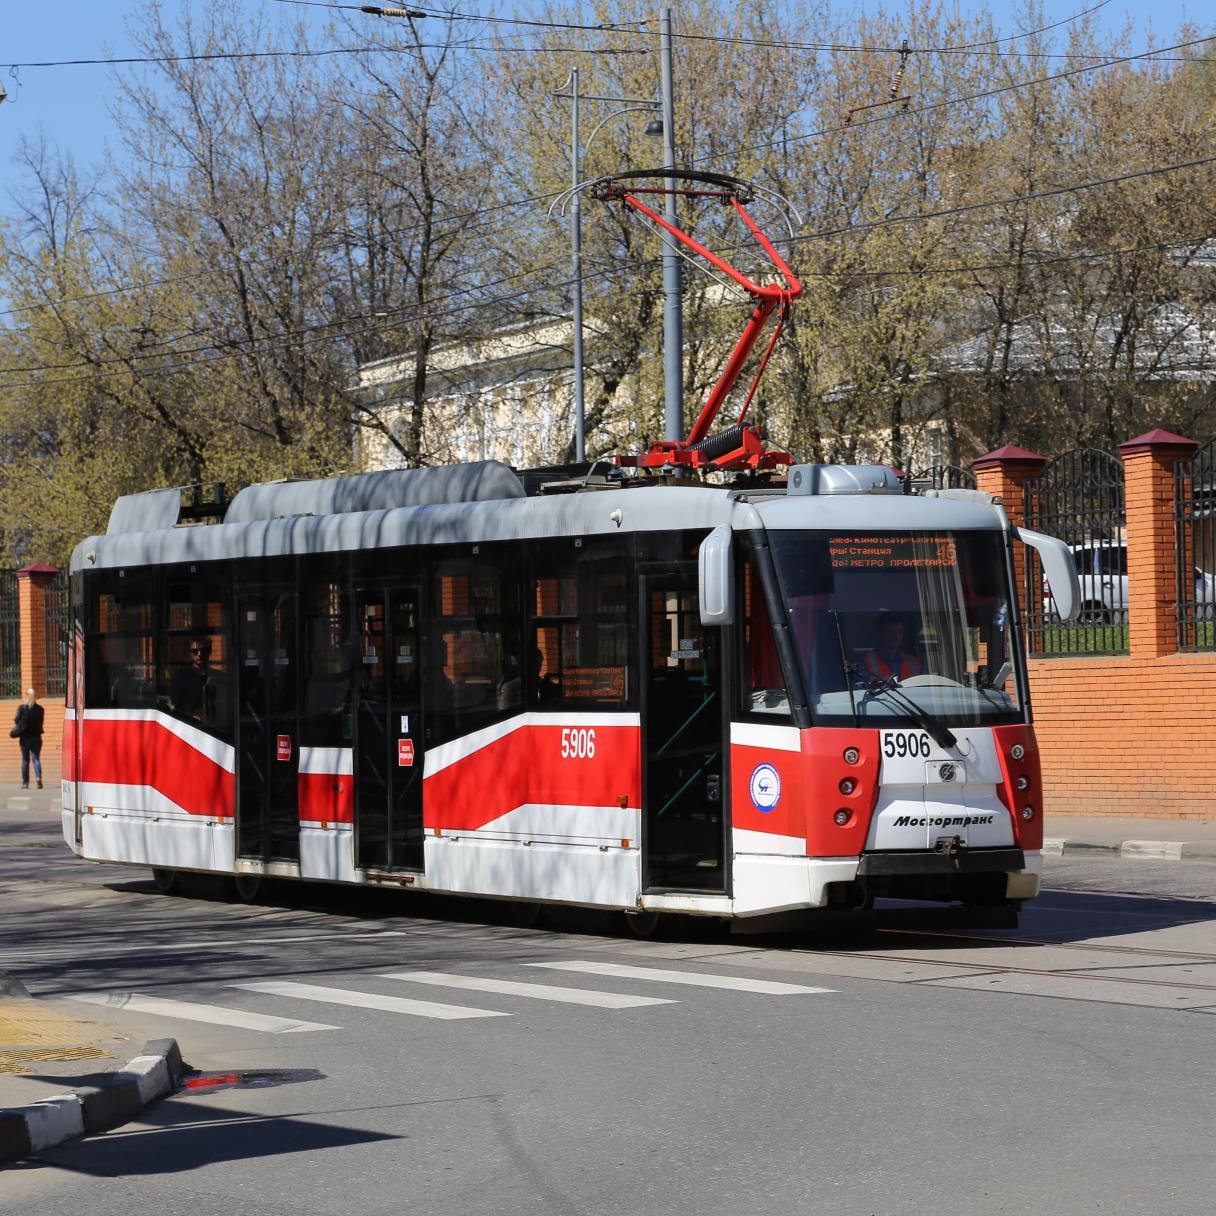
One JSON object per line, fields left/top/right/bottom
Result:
{"left": 623, "top": 909, "right": 662, "bottom": 938}
{"left": 509, "top": 901, "right": 544, "bottom": 928}
{"left": 232, "top": 873, "right": 263, "bottom": 904}
{"left": 151, "top": 867, "right": 179, "bottom": 895}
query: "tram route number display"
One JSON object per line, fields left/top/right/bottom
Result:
{"left": 560, "top": 728, "right": 596, "bottom": 759}
{"left": 829, "top": 535, "right": 956, "bottom": 570}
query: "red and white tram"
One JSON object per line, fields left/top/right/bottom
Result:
{"left": 62, "top": 460, "right": 1079, "bottom": 924}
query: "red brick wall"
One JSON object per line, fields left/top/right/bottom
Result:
{"left": 0, "top": 696, "right": 63, "bottom": 784}
{"left": 1028, "top": 655, "right": 1216, "bottom": 820}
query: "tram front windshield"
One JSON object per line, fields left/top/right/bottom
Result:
{"left": 767, "top": 530, "right": 1024, "bottom": 728}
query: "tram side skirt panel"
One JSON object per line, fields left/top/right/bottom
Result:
{"left": 422, "top": 713, "right": 641, "bottom": 907}
{"left": 78, "top": 710, "right": 236, "bottom": 873}
{"left": 297, "top": 746, "right": 356, "bottom": 883}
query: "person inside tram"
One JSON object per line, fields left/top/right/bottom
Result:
{"left": 169, "top": 636, "right": 215, "bottom": 721}
{"left": 531, "top": 644, "right": 560, "bottom": 705}
{"left": 862, "top": 613, "right": 923, "bottom": 682}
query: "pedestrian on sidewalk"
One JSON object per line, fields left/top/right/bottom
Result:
{"left": 10, "top": 689, "right": 44, "bottom": 789}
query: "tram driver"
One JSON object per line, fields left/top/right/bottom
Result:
{"left": 862, "top": 612, "right": 923, "bottom": 682}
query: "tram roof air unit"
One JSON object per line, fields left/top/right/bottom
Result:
{"left": 786, "top": 464, "right": 903, "bottom": 496}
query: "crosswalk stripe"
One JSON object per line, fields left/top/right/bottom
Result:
{"left": 525, "top": 961, "right": 835, "bottom": 995}
{"left": 63, "top": 991, "right": 338, "bottom": 1034}
{"left": 380, "top": 971, "right": 676, "bottom": 1009}
{"left": 231, "top": 980, "right": 509, "bottom": 1020}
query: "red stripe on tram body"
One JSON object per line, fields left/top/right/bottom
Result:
{"left": 297, "top": 772, "right": 355, "bottom": 824}
{"left": 423, "top": 721, "right": 642, "bottom": 832}
{"left": 62, "top": 715, "right": 78, "bottom": 782}
{"left": 80, "top": 716, "right": 234, "bottom": 817}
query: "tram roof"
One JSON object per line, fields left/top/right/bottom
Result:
{"left": 72, "top": 474, "right": 1003, "bottom": 574}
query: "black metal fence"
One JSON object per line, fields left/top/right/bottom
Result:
{"left": 0, "top": 572, "right": 19, "bottom": 697}
{"left": 1174, "top": 438, "right": 1216, "bottom": 651}
{"left": 44, "top": 572, "right": 69, "bottom": 696}
{"left": 1023, "top": 449, "right": 1127, "bottom": 656}
{"left": 907, "top": 464, "right": 977, "bottom": 492}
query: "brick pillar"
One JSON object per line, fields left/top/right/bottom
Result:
{"left": 971, "top": 444, "right": 1047, "bottom": 601}
{"left": 1119, "top": 429, "right": 1197, "bottom": 660}
{"left": 16, "top": 562, "right": 59, "bottom": 698}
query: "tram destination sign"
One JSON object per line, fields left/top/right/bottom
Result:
{"left": 829, "top": 535, "right": 956, "bottom": 570}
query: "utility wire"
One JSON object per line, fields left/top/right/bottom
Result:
{"left": 4, "top": 30, "right": 1212, "bottom": 323}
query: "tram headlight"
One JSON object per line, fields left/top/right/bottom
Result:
{"left": 843, "top": 747, "right": 860, "bottom": 765}
{"left": 838, "top": 777, "right": 857, "bottom": 795}
{"left": 1021, "top": 805, "right": 1035, "bottom": 821}
{"left": 1016, "top": 775, "right": 1030, "bottom": 791}
{"left": 834, "top": 808, "right": 852, "bottom": 826}
{"left": 1011, "top": 744, "right": 1025, "bottom": 760}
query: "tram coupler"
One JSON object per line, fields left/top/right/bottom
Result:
{"left": 934, "top": 835, "right": 964, "bottom": 871}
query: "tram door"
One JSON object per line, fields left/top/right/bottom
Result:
{"left": 236, "top": 593, "right": 301, "bottom": 861}
{"left": 641, "top": 567, "right": 726, "bottom": 891}
{"left": 354, "top": 587, "right": 424, "bottom": 871}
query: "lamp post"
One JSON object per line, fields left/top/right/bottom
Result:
{"left": 554, "top": 70, "right": 660, "bottom": 463}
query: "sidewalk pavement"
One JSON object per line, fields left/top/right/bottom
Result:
{"left": 0, "top": 978, "right": 185, "bottom": 1162}
{"left": 1044, "top": 814, "right": 1216, "bottom": 860}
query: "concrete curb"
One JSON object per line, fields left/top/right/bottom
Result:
{"left": 1043, "top": 838, "right": 1216, "bottom": 861}
{"left": 0, "top": 1038, "right": 184, "bottom": 1164}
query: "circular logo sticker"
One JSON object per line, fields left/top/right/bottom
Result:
{"left": 749, "top": 763, "right": 781, "bottom": 812}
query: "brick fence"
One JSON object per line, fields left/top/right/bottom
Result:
{"left": 974, "top": 430, "right": 1216, "bottom": 821}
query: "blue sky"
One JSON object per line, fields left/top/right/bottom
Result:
{"left": 0, "top": 1, "right": 1209, "bottom": 195}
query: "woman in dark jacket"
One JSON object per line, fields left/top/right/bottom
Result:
{"left": 12, "top": 689, "right": 44, "bottom": 789}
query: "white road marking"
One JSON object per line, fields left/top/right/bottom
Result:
{"left": 232, "top": 980, "right": 508, "bottom": 1020}
{"left": 526, "top": 961, "right": 835, "bottom": 995}
{"left": 64, "top": 990, "right": 337, "bottom": 1034}
{"left": 381, "top": 971, "right": 676, "bottom": 1009}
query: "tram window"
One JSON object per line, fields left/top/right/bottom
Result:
{"left": 741, "top": 560, "right": 790, "bottom": 718}
{"left": 159, "top": 566, "right": 232, "bottom": 741}
{"left": 302, "top": 564, "right": 352, "bottom": 748}
{"left": 428, "top": 549, "right": 523, "bottom": 744}
{"left": 85, "top": 570, "right": 157, "bottom": 709}
{"left": 530, "top": 539, "right": 630, "bottom": 709}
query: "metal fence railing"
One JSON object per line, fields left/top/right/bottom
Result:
{"left": 0, "top": 572, "right": 20, "bottom": 697}
{"left": 1174, "top": 438, "right": 1216, "bottom": 651}
{"left": 1023, "top": 449, "right": 1127, "bottom": 657}
{"left": 907, "top": 464, "right": 977, "bottom": 492}
{"left": 44, "top": 572, "right": 69, "bottom": 696}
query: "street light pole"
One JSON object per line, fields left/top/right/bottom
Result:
{"left": 569, "top": 69, "right": 587, "bottom": 464}
{"left": 555, "top": 78, "right": 660, "bottom": 465}
{"left": 659, "top": 6, "right": 684, "bottom": 444}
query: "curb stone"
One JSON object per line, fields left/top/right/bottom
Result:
{"left": 1043, "top": 838, "right": 1216, "bottom": 862}
{"left": 0, "top": 1038, "right": 184, "bottom": 1164}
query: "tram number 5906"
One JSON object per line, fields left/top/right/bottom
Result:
{"left": 560, "top": 727, "right": 597, "bottom": 759}
{"left": 881, "top": 730, "right": 932, "bottom": 759}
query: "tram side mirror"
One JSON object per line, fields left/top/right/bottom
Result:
{"left": 699, "top": 526, "right": 735, "bottom": 626}
{"left": 1016, "top": 527, "right": 1080, "bottom": 622}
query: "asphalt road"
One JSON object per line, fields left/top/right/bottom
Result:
{"left": 2, "top": 809, "right": 1214, "bottom": 1215}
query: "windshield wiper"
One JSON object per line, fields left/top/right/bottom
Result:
{"left": 831, "top": 610, "right": 859, "bottom": 726}
{"left": 861, "top": 677, "right": 958, "bottom": 750}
